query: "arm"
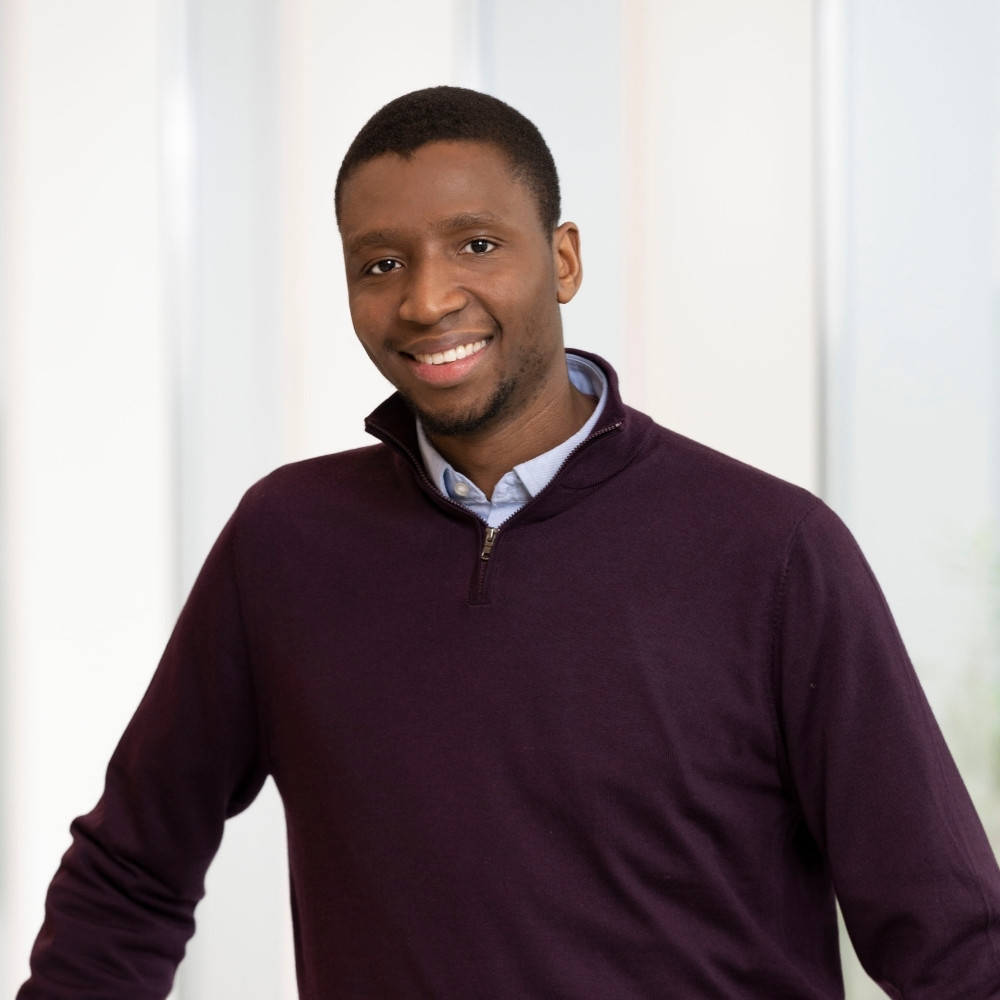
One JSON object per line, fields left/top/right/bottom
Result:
{"left": 774, "top": 503, "right": 1000, "bottom": 998}
{"left": 17, "top": 512, "right": 269, "bottom": 999}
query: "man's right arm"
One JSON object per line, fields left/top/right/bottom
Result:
{"left": 17, "top": 511, "right": 270, "bottom": 999}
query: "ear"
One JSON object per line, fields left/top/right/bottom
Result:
{"left": 552, "top": 221, "right": 583, "bottom": 304}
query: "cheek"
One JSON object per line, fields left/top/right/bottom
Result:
{"left": 350, "top": 319, "right": 391, "bottom": 376}
{"left": 354, "top": 336, "right": 379, "bottom": 365}
{"left": 507, "top": 281, "right": 559, "bottom": 336}
{"left": 348, "top": 294, "right": 387, "bottom": 342}
{"left": 489, "top": 277, "right": 540, "bottom": 324}
{"left": 353, "top": 334, "right": 401, "bottom": 390}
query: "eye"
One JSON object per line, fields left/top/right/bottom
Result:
{"left": 366, "top": 258, "right": 401, "bottom": 275}
{"left": 462, "top": 238, "right": 497, "bottom": 255}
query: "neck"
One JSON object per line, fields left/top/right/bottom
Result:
{"left": 426, "top": 381, "right": 596, "bottom": 499}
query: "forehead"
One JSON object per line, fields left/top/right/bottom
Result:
{"left": 338, "top": 140, "right": 541, "bottom": 241}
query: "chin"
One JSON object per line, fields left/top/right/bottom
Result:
{"left": 407, "top": 377, "right": 518, "bottom": 438}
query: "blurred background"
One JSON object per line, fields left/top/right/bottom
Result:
{"left": 1, "top": 1, "right": 997, "bottom": 997}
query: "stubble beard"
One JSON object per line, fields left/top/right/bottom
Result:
{"left": 400, "top": 318, "right": 555, "bottom": 440}
{"left": 404, "top": 375, "right": 519, "bottom": 438}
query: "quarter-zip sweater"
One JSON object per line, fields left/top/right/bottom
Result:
{"left": 20, "top": 352, "right": 1000, "bottom": 999}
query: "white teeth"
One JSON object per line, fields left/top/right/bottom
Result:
{"left": 413, "top": 338, "right": 488, "bottom": 365}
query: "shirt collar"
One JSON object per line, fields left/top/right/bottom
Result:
{"left": 416, "top": 353, "right": 609, "bottom": 502}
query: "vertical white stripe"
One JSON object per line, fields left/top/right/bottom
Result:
{"left": 622, "top": 0, "right": 651, "bottom": 409}
{"left": 628, "top": 0, "right": 819, "bottom": 491}
{"left": 0, "top": 2, "right": 172, "bottom": 992}
{"left": 815, "top": 0, "right": 847, "bottom": 504}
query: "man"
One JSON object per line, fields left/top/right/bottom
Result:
{"left": 19, "top": 86, "right": 1000, "bottom": 999}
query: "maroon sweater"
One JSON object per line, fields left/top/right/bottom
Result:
{"left": 20, "top": 353, "right": 1000, "bottom": 998}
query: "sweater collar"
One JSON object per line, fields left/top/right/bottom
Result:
{"left": 363, "top": 349, "right": 653, "bottom": 506}
{"left": 414, "top": 353, "right": 608, "bottom": 506}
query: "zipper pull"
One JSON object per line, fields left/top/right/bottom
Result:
{"left": 480, "top": 526, "right": 499, "bottom": 560}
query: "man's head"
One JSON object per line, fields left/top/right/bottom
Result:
{"left": 335, "top": 86, "right": 561, "bottom": 235}
{"left": 336, "top": 89, "right": 582, "bottom": 447}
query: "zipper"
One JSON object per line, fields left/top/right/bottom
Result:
{"left": 364, "top": 420, "right": 499, "bottom": 601}
{"left": 480, "top": 526, "right": 499, "bottom": 561}
{"left": 469, "top": 525, "right": 499, "bottom": 604}
{"left": 366, "top": 414, "right": 625, "bottom": 604}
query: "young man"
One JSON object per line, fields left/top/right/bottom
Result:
{"left": 19, "top": 87, "right": 1000, "bottom": 999}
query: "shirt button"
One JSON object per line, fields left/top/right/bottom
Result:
{"left": 453, "top": 481, "right": 470, "bottom": 497}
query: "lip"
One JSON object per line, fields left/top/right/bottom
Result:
{"left": 402, "top": 336, "right": 493, "bottom": 387}
{"left": 401, "top": 332, "right": 493, "bottom": 359}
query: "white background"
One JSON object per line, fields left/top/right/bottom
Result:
{"left": 1, "top": 2, "right": 997, "bottom": 997}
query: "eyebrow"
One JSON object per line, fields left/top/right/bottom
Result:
{"left": 346, "top": 229, "right": 405, "bottom": 257}
{"left": 436, "top": 211, "right": 503, "bottom": 232}
{"left": 345, "top": 212, "right": 505, "bottom": 258}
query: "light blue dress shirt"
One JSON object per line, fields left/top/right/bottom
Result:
{"left": 416, "top": 354, "right": 608, "bottom": 527}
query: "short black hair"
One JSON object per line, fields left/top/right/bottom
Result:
{"left": 335, "top": 86, "right": 561, "bottom": 233}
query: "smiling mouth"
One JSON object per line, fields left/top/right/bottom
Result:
{"left": 411, "top": 338, "right": 489, "bottom": 366}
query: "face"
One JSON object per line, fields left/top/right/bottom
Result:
{"left": 338, "top": 140, "right": 582, "bottom": 439}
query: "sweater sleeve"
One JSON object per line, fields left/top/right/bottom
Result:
{"left": 773, "top": 502, "right": 1000, "bottom": 998}
{"left": 17, "top": 510, "right": 269, "bottom": 1000}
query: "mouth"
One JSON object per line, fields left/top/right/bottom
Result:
{"left": 410, "top": 338, "right": 489, "bottom": 366}
{"left": 402, "top": 336, "right": 493, "bottom": 387}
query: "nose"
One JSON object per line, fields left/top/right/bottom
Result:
{"left": 397, "top": 259, "right": 467, "bottom": 326}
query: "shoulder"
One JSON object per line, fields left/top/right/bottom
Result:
{"left": 231, "top": 442, "right": 401, "bottom": 529}
{"left": 629, "top": 414, "right": 826, "bottom": 542}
